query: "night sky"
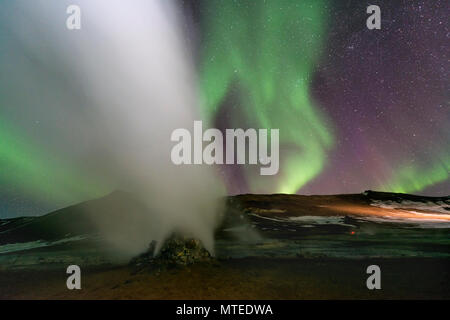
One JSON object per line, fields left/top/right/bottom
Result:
{"left": 0, "top": 0, "right": 448, "bottom": 218}
{"left": 190, "top": 0, "right": 449, "bottom": 196}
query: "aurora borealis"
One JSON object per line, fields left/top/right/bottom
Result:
{"left": 199, "top": 0, "right": 333, "bottom": 194}
{"left": 195, "top": 0, "right": 449, "bottom": 196}
{"left": 0, "top": 0, "right": 449, "bottom": 218}
{"left": 0, "top": 120, "right": 109, "bottom": 204}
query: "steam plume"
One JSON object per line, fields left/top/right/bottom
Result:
{"left": 0, "top": 0, "right": 224, "bottom": 256}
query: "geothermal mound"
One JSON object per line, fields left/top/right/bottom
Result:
{"left": 130, "top": 236, "right": 214, "bottom": 273}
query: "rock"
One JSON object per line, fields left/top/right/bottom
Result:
{"left": 129, "top": 235, "right": 213, "bottom": 273}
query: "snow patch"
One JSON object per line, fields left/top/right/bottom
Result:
{"left": 371, "top": 199, "right": 450, "bottom": 214}
{"left": 0, "top": 235, "right": 89, "bottom": 254}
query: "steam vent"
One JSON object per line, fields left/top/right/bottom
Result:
{"left": 130, "top": 236, "right": 214, "bottom": 273}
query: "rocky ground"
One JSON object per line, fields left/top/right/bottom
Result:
{"left": 0, "top": 191, "right": 449, "bottom": 299}
{"left": 0, "top": 257, "right": 449, "bottom": 299}
{"left": 129, "top": 236, "right": 214, "bottom": 275}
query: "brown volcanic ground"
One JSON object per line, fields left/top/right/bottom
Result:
{"left": 1, "top": 258, "right": 449, "bottom": 299}
{"left": 229, "top": 191, "right": 450, "bottom": 220}
{"left": 0, "top": 191, "right": 449, "bottom": 299}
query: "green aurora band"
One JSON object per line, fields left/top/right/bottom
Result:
{"left": 381, "top": 153, "right": 450, "bottom": 194}
{"left": 0, "top": 119, "right": 110, "bottom": 207}
{"left": 200, "top": 0, "right": 334, "bottom": 193}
